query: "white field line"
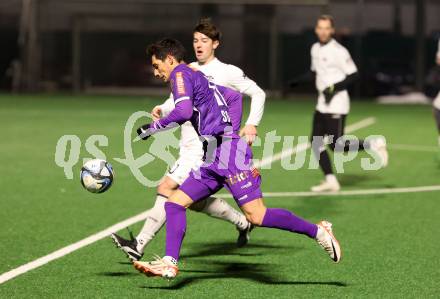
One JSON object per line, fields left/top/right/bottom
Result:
{"left": 217, "top": 185, "right": 440, "bottom": 199}
{"left": 0, "top": 117, "right": 376, "bottom": 285}
{"left": 388, "top": 143, "right": 438, "bottom": 153}
{"left": 255, "top": 117, "right": 376, "bottom": 168}
{"left": 0, "top": 211, "right": 150, "bottom": 285}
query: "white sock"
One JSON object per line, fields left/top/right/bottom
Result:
{"left": 201, "top": 197, "right": 248, "bottom": 230}
{"left": 136, "top": 194, "right": 167, "bottom": 253}
{"left": 325, "top": 174, "right": 338, "bottom": 185}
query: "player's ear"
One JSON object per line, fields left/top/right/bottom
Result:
{"left": 213, "top": 40, "right": 220, "bottom": 50}
{"left": 166, "top": 55, "right": 174, "bottom": 65}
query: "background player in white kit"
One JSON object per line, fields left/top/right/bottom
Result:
{"left": 307, "top": 15, "right": 388, "bottom": 192}
{"left": 111, "top": 18, "right": 266, "bottom": 260}
{"left": 432, "top": 38, "right": 440, "bottom": 160}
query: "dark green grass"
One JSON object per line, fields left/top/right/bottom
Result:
{"left": 0, "top": 94, "right": 439, "bottom": 298}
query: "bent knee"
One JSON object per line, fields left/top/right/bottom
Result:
{"left": 168, "top": 189, "right": 194, "bottom": 208}
{"left": 244, "top": 209, "right": 266, "bottom": 226}
{"left": 157, "top": 178, "right": 179, "bottom": 197}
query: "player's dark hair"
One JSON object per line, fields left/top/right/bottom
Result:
{"left": 146, "top": 38, "right": 186, "bottom": 62}
{"left": 317, "top": 14, "right": 335, "bottom": 27}
{"left": 193, "top": 17, "right": 222, "bottom": 41}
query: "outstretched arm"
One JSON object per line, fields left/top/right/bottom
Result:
{"left": 138, "top": 69, "right": 194, "bottom": 140}
{"left": 137, "top": 99, "right": 193, "bottom": 140}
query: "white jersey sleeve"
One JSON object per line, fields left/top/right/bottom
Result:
{"left": 310, "top": 44, "right": 317, "bottom": 72}
{"left": 339, "top": 47, "right": 358, "bottom": 75}
{"left": 159, "top": 93, "right": 175, "bottom": 117}
{"left": 436, "top": 39, "right": 440, "bottom": 61}
{"left": 226, "top": 64, "right": 265, "bottom": 126}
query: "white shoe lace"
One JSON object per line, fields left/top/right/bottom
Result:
{"left": 317, "top": 237, "right": 333, "bottom": 255}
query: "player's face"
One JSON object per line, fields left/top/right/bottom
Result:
{"left": 315, "top": 19, "right": 334, "bottom": 44}
{"left": 151, "top": 55, "right": 175, "bottom": 82}
{"left": 193, "top": 32, "right": 219, "bottom": 64}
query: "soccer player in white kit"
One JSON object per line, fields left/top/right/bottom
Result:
{"left": 111, "top": 18, "right": 266, "bottom": 261}
{"left": 433, "top": 38, "right": 440, "bottom": 157}
{"left": 307, "top": 15, "right": 388, "bottom": 192}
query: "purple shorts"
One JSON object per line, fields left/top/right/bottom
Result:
{"left": 179, "top": 136, "right": 262, "bottom": 207}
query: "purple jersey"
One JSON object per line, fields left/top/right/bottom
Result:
{"left": 147, "top": 64, "right": 242, "bottom": 140}
{"left": 217, "top": 85, "right": 242, "bottom": 133}
{"left": 169, "top": 64, "right": 232, "bottom": 137}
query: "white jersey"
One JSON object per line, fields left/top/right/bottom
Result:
{"left": 311, "top": 39, "right": 358, "bottom": 115}
{"left": 434, "top": 39, "right": 440, "bottom": 109}
{"left": 160, "top": 58, "right": 266, "bottom": 156}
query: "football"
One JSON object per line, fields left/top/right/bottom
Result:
{"left": 80, "top": 159, "right": 114, "bottom": 193}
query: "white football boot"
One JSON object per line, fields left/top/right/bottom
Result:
{"left": 370, "top": 137, "right": 388, "bottom": 167}
{"left": 133, "top": 255, "right": 178, "bottom": 279}
{"left": 315, "top": 220, "right": 341, "bottom": 263}
{"left": 311, "top": 175, "right": 340, "bottom": 192}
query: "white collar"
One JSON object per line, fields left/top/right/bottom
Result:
{"left": 319, "top": 38, "right": 335, "bottom": 48}
{"left": 194, "top": 57, "right": 219, "bottom": 67}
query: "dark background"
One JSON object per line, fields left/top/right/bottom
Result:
{"left": 0, "top": 0, "right": 439, "bottom": 98}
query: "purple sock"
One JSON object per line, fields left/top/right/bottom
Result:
{"left": 164, "top": 202, "right": 187, "bottom": 261}
{"left": 261, "top": 208, "right": 318, "bottom": 238}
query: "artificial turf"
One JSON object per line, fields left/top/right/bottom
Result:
{"left": 0, "top": 94, "right": 439, "bottom": 298}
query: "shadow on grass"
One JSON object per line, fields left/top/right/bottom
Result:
{"left": 337, "top": 173, "right": 383, "bottom": 187}
{"left": 98, "top": 271, "right": 138, "bottom": 277}
{"left": 180, "top": 241, "right": 295, "bottom": 259}
{"left": 141, "top": 260, "right": 347, "bottom": 290}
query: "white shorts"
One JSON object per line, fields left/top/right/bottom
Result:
{"left": 166, "top": 154, "right": 204, "bottom": 186}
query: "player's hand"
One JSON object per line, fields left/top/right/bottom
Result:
{"left": 436, "top": 57, "right": 440, "bottom": 66}
{"left": 239, "top": 124, "right": 258, "bottom": 145}
{"left": 151, "top": 106, "right": 162, "bottom": 121}
{"left": 323, "top": 85, "right": 336, "bottom": 104}
{"left": 136, "top": 123, "right": 152, "bottom": 141}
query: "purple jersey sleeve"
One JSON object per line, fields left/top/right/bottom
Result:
{"left": 171, "top": 70, "right": 193, "bottom": 104}
{"left": 148, "top": 70, "right": 194, "bottom": 133}
{"left": 150, "top": 100, "right": 193, "bottom": 132}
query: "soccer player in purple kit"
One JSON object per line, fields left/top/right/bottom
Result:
{"left": 133, "top": 38, "right": 341, "bottom": 279}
